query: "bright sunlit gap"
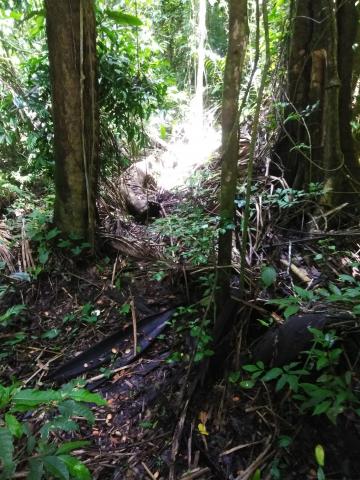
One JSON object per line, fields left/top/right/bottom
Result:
{"left": 153, "top": 100, "right": 221, "bottom": 190}
{"left": 144, "top": 0, "right": 221, "bottom": 191}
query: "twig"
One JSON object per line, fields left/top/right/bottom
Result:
{"left": 130, "top": 292, "right": 137, "bottom": 356}
{"left": 179, "top": 467, "right": 210, "bottom": 480}
{"left": 235, "top": 437, "right": 274, "bottom": 480}
{"left": 141, "top": 462, "right": 157, "bottom": 480}
{"left": 111, "top": 253, "right": 118, "bottom": 287}
{"left": 169, "top": 399, "right": 190, "bottom": 480}
{"left": 280, "top": 258, "right": 311, "bottom": 284}
{"left": 84, "top": 363, "right": 134, "bottom": 386}
{"left": 23, "top": 353, "right": 63, "bottom": 385}
{"left": 219, "top": 439, "right": 265, "bottom": 457}
{"left": 187, "top": 422, "right": 194, "bottom": 469}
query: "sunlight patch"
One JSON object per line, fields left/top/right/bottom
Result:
{"left": 148, "top": 100, "right": 221, "bottom": 190}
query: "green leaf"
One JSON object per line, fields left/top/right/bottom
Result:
{"left": 261, "top": 265, "right": 277, "bottom": 287}
{"left": 38, "top": 245, "right": 49, "bottom": 264}
{"left": 0, "top": 428, "right": 15, "bottom": 479}
{"left": 284, "top": 304, "right": 299, "bottom": 319}
{"left": 293, "top": 286, "right": 314, "bottom": 301}
{"left": 27, "top": 434, "right": 37, "bottom": 455}
{"left": 68, "top": 389, "right": 107, "bottom": 406}
{"left": 242, "top": 364, "right": 262, "bottom": 373}
{"left": 58, "top": 455, "right": 91, "bottom": 480}
{"left": 240, "top": 380, "right": 255, "bottom": 389}
{"left": 251, "top": 469, "right": 261, "bottom": 480}
{"left": 41, "top": 328, "right": 60, "bottom": 340}
{"left": 0, "top": 304, "right": 26, "bottom": 323}
{"left": 317, "top": 466, "right": 325, "bottom": 480}
{"left": 275, "top": 374, "right": 288, "bottom": 392}
{"left": 0, "top": 384, "right": 19, "bottom": 409}
{"left": 46, "top": 228, "right": 61, "bottom": 240}
{"left": 5, "top": 413, "right": 24, "bottom": 438}
{"left": 278, "top": 435, "right": 292, "bottom": 448}
{"left": 315, "top": 444, "right": 325, "bottom": 467}
{"left": 338, "top": 274, "right": 356, "bottom": 284}
{"left": 58, "top": 400, "right": 94, "bottom": 424}
{"left": 43, "top": 456, "right": 69, "bottom": 480}
{"left": 40, "top": 417, "right": 79, "bottom": 439}
{"left": 104, "top": 9, "right": 142, "bottom": 26}
{"left": 328, "top": 283, "right": 341, "bottom": 295}
{"left": 228, "top": 371, "right": 241, "bottom": 383}
{"left": 27, "top": 458, "right": 44, "bottom": 480}
{"left": 23, "top": 9, "right": 45, "bottom": 21}
{"left": 313, "top": 401, "right": 332, "bottom": 416}
{"left": 56, "top": 441, "right": 90, "bottom": 455}
{"left": 262, "top": 368, "right": 282, "bottom": 382}
{"left": 12, "top": 389, "right": 62, "bottom": 409}
{"left": 119, "top": 303, "right": 131, "bottom": 314}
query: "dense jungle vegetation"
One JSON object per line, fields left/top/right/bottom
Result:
{"left": 1, "top": 0, "right": 360, "bottom": 479}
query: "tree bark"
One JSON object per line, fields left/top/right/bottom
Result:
{"left": 217, "top": 0, "right": 248, "bottom": 304}
{"left": 275, "top": 0, "right": 360, "bottom": 207}
{"left": 45, "top": 0, "right": 99, "bottom": 246}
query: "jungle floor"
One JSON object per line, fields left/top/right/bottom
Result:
{"left": 1, "top": 146, "right": 360, "bottom": 480}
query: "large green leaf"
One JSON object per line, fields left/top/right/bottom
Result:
{"left": 5, "top": 413, "right": 24, "bottom": 439}
{"left": 43, "top": 456, "right": 69, "bottom": 480}
{"left": 261, "top": 265, "right": 277, "bottom": 287}
{"left": 22, "top": 9, "right": 44, "bottom": 22}
{"left": 58, "top": 400, "right": 95, "bottom": 424}
{"left": 68, "top": 389, "right": 107, "bottom": 406}
{"left": 59, "top": 455, "right": 91, "bottom": 480}
{"left": 0, "top": 427, "right": 15, "bottom": 480}
{"left": 56, "top": 441, "right": 90, "bottom": 455}
{"left": 40, "top": 417, "right": 79, "bottom": 439}
{"left": 0, "top": 384, "right": 17, "bottom": 409}
{"left": 104, "top": 9, "right": 142, "bottom": 26}
{"left": 27, "top": 458, "right": 44, "bottom": 480}
{"left": 12, "top": 389, "right": 62, "bottom": 409}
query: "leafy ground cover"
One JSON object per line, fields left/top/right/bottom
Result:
{"left": 1, "top": 147, "right": 360, "bottom": 479}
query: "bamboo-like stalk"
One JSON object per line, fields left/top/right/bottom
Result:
{"left": 239, "top": 0, "right": 271, "bottom": 295}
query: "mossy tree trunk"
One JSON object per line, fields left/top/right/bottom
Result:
{"left": 275, "top": 0, "right": 360, "bottom": 207}
{"left": 217, "top": 0, "right": 248, "bottom": 305}
{"left": 45, "top": 0, "right": 99, "bottom": 246}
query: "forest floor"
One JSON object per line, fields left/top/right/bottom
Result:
{"left": 2, "top": 139, "right": 360, "bottom": 479}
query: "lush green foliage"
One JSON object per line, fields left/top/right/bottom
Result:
{"left": 168, "top": 302, "right": 214, "bottom": 363}
{"left": 0, "top": 0, "right": 170, "bottom": 186}
{"left": 268, "top": 276, "right": 360, "bottom": 319}
{"left": 152, "top": 204, "right": 220, "bottom": 266}
{"left": 230, "top": 328, "right": 359, "bottom": 424}
{"left": 0, "top": 379, "right": 106, "bottom": 479}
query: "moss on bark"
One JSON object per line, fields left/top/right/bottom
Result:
{"left": 45, "top": 0, "right": 99, "bottom": 245}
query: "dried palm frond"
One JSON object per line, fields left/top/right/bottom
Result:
{"left": 21, "top": 218, "right": 35, "bottom": 271}
{"left": 0, "top": 221, "right": 14, "bottom": 272}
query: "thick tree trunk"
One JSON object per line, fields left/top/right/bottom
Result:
{"left": 275, "top": 0, "right": 360, "bottom": 207}
{"left": 45, "top": 0, "right": 99, "bottom": 246}
{"left": 338, "top": 0, "right": 359, "bottom": 186}
{"left": 217, "top": 0, "right": 248, "bottom": 304}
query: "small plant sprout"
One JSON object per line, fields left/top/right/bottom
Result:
{"left": 315, "top": 444, "right": 325, "bottom": 480}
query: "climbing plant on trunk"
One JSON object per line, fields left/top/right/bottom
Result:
{"left": 275, "top": 0, "right": 360, "bottom": 207}
{"left": 45, "top": 0, "right": 99, "bottom": 247}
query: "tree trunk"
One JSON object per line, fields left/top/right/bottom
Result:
{"left": 217, "top": 0, "right": 248, "bottom": 304}
{"left": 275, "top": 0, "right": 360, "bottom": 207}
{"left": 45, "top": 0, "right": 99, "bottom": 246}
{"left": 193, "top": 0, "right": 206, "bottom": 133}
